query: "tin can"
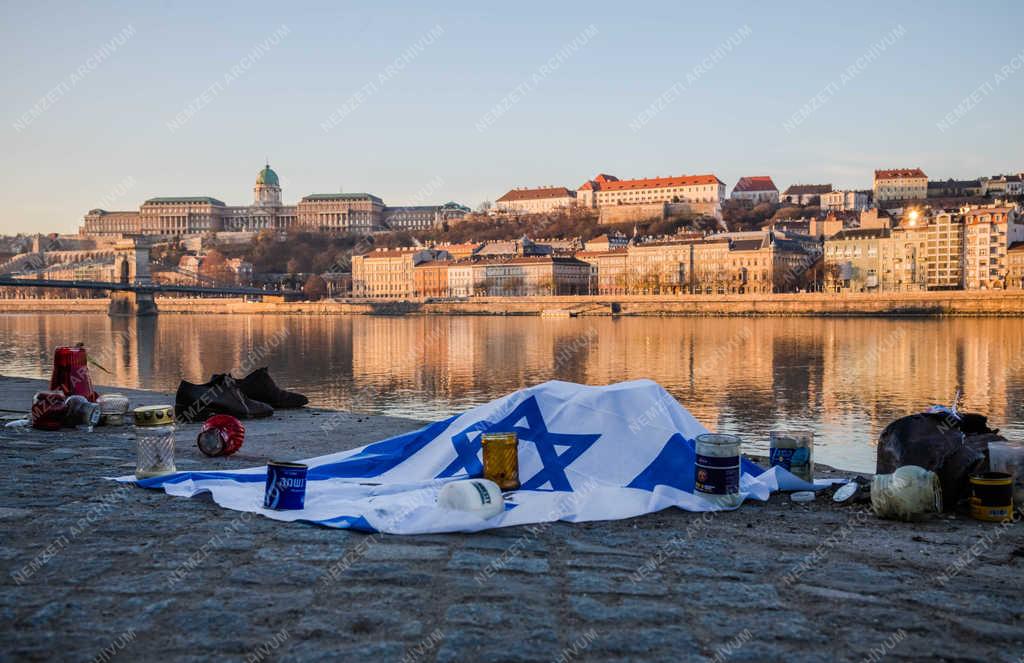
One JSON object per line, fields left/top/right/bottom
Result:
{"left": 481, "top": 432, "right": 520, "bottom": 491}
{"left": 769, "top": 430, "right": 814, "bottom": 483}
{"left": 694, "top": 433, "right": 742, "bottom": 506}
{"left": 264, "top": 461, "right": 308, "bottom": 510}
{"left": 969, "top": 472, "right": 1014, "bottom": 523}
{"left": 64, "top": 395, "right": 101, "bottom": 428}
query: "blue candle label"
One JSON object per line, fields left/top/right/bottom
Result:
{"left": 770, "top": 447, "right": 810, "bottom": 476}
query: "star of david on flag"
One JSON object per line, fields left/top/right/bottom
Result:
{"left": 117, "top": 380, "right": 823, "bottom": 534}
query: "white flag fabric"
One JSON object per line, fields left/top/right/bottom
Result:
{"left": 119, "top": 379, "right": 819, "bottom": 534}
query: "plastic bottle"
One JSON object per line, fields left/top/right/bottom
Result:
{"left": 870, "top": 465, "right": 942, "bottom": 521}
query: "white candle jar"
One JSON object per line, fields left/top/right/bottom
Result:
{"left": 133, "top": 405, "right": 177, "bottom": 479}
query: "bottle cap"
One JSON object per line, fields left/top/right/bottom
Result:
{"left": 132, "top": 405, "right": 175, "bottom": 427}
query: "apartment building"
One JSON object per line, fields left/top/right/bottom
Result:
{"left": 495, "top": 186, "right": 576, "bottom": 214}
{"left": 821, "top": 190, "right": 870, "bottom": 212}
{"left": 780, "top": 184, "right": 832, "bottom": 206}
{"left": 874, "top": 168, "right": 928, "bottom": 203}
{"left": 577, "top": 173, "right": 726, "bottom": 214}
{"left": 963, "top": 206, "right": 1021, "bottom": 289}
{"left": 730, "top": 176, "right": 779, "bottom": 204}
{"left": 351, "top": 248, "right": 450, "bottom": 298}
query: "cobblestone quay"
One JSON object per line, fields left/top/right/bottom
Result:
{"left": 1, "top": 376, "right": 1022, "bottom": 661}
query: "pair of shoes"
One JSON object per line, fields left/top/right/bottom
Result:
{"left": 175, "top": 368, "right": 308, "bottom": 422}
{"left": 175, "top": 374, "right": 273, "bottom": 422}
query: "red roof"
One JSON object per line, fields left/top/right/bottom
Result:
{"left": 733, "top": 176, "right": 778, "bottom": 193}
{"left": 578, "top": 173, "right": 723, "bottom": 192}
{"left": 875, "top": 168, "right": 927, "bottom": 180}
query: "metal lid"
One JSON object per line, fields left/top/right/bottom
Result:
{"left": 98, "top": 393, "right": 131, "bottom": 414}
{"left": 132, "top": 405, "right": 175, "bottom": 427}
{"left": 832, "top": 482, "right": 859, "bottom": 503}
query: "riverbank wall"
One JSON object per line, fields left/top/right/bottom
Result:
{"left": 4, "top": 290, "right": 1024, "bottom": 316}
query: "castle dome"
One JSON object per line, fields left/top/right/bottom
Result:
{"left": 256, "top": 164, "right": 280, "bottom": 187}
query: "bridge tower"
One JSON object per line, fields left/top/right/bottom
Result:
{"left": 108, "top": 239, "right": 157, "bottom": 317}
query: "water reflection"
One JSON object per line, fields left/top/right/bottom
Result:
{"left": 1, "top": 312, "right": 1022, "bottom": 473}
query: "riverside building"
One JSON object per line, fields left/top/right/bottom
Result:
{"left": 576, "top": 173, "right": 726, "bottom": 215}
{"left": 874, "top": 168, "right": 928, "bottom": 203}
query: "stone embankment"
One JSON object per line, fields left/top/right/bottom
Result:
{"left": 4, "top": 290, "right": 1024, "bottom": 316}
{"left": 0, "top": 375, "right": 1022, "bottom": 661}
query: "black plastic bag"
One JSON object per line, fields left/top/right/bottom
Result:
{"left": 876, "top": 412, "right": 1003, "bottom": 511}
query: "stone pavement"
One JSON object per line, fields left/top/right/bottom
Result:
{"left": 1, "top": 375, "right": 1023, "bottom": 662}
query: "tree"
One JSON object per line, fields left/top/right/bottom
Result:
{"left": 303, "top": 274, "right": 328, "bottom": 301}
{"left": 286, "top": 258, "right": 301, "bottom": 275}
{"left": 199, "top": 249, "right": 234, "bottom": 284}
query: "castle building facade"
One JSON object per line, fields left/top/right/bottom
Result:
{"left": 80, "top": 164, "right": 466, "bottom": 237}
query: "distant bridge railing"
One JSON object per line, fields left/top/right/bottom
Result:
{"left": 0, "top": 277, "right": 290, "bottom": 298}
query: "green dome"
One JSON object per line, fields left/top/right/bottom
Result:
{"left": 256, "top": 164, "right": 279, "bottom": 187}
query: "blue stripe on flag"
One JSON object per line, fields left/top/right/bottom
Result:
{"left": 309, "top": 415, "right": 458, "bottom": 479}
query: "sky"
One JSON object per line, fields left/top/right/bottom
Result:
{"left": 1, "top": 0, "right": 1022, "bottom": 234}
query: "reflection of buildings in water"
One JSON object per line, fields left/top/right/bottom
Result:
{"left": 3, "top": 314, "right": 1023, "bottom": 464}
{"left": 351, "top": 317, "right": 607, "bottom": 406}
{"left": 818, "top": 318, "right": 1018, "bottom": 437}
{"left": 106, "top": 316, "right": 156, "bottom": 388}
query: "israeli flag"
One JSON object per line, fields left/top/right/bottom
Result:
{"left": 121, "top": 380, "right": 818, "bottom": 534}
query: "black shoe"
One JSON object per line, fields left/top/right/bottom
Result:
{"left": 175, "top": 374, "right": 274, "bottom": 422}
{"left": 236, "top": 367, "right": 309, "bottom": 409}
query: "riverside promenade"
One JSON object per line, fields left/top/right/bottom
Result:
{"left": 5, "top": 290, "right": 1024, "bottom": 317}
{"left": 1, "top": 375, "right": 1022, "bottom": 662}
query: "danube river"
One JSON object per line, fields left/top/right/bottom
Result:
{"left": 2, "top": 313, "right": 1022, "bottom": 473}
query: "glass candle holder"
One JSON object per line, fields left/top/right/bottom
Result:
{"left": 133, "top": 405, "right": 177, "bottom": 479}
{"left": 694, "top": 433, "right": 742, "bottom": 507}
{"left": 481, "top": 432, "right": 520, "bottom": 491}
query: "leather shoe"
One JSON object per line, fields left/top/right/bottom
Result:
{"left": 175, "top": 374, "right": 274, "bottom": 422}
{"left": 237, "top": 367, "right": 309, "bottom": 409}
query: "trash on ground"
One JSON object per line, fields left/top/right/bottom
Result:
{"left": 987, "top": 441, "right": 1024, "bottom": 505}
{"left": 437, "top": 479, "right": 505, "bottom": 519}
{"left": 64, "top": 395, "right": 100, "bottom": 429}
{"left": 770, "top": 430, "right": 814, "bottom": 483}
{"left": 876, "top": 405, "right": 1004, "bottom": 511}
{"left": 832, "top": 481, "right": 860, "bottom": 503}
{"left": 790, "top": 490, "right": 816, "bottom": 503}
{"left": 871, "top": 465, "right": 943, "bottom": 522}
{"left": 969, "top": 472, "right": 1014, "bottom": 522}
{"left": 264, "top": 461, "right": 308, "bottom": 510}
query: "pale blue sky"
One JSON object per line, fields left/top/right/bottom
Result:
{"left": 2, "top": 0, "right": 1022, "bottom": 234}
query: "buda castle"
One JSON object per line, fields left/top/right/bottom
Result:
{"left": 80, "top": 164, "right": 469, "bottom": 237}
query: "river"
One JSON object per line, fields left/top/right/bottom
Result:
{"left": 2, "top": 313, "right": 1022, "bottom": 473}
